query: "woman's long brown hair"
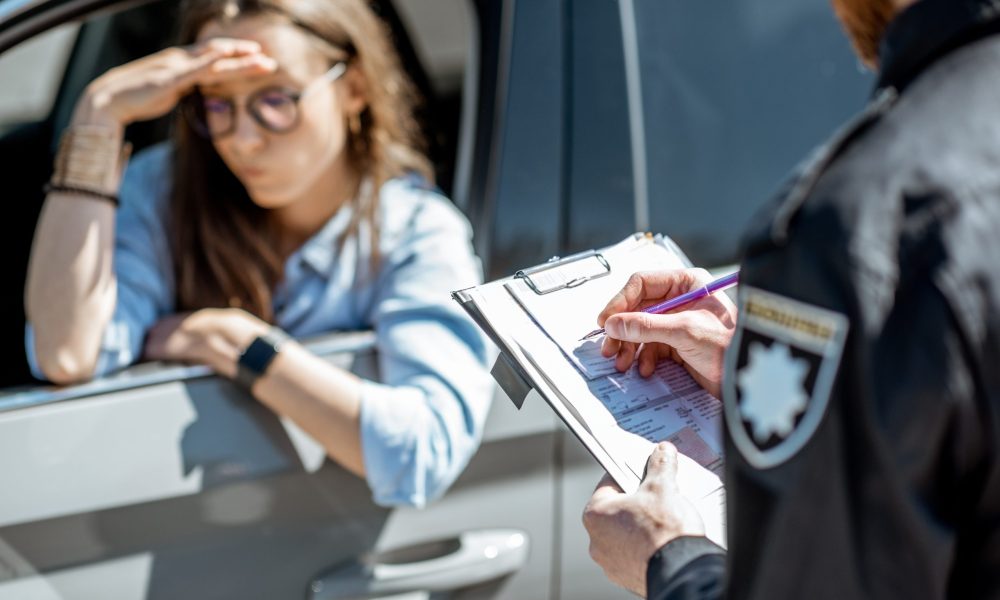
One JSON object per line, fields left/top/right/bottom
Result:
{"left": 171, "top": 0, "right": 432, "bottom": 321}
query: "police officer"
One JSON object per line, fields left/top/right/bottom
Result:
{"left": 582, "top": 0, "right": 1000, "bottom": 597}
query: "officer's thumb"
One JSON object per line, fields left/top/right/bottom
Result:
{"left": 642, "top": 442, "right": 680, "bottom": 493}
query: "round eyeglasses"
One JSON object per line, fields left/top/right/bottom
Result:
{"left": 183, "top": 61, "right": 348, "bottom": 138}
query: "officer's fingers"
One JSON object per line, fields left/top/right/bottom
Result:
{"left": 615, "top": 341, "right": 638, "bottom": 372}
{"left": 598, "top": 270, "right": 690, "bottom": 326}
{"left": 597, "top": 285, "right": 632, "bottom": 328}
{"left": 592, "top": 472, "right": 624, "bottom": 495}
{"left": 585, "top": 474, "right": 625, "bottom": 518}
{"left": 641, "top": 442, "right": 680, "bottom": 495}
{"left": 597, "top": 274, "right": 643, "bottom": 327}
{"left": 597, "top": 268, "right": 717, "bottom": 329}
{"left": 633, "top": 269, "right": 712, "bottom": 303}
{"left": 601, "top": 335, "right": 621, "bottom": 358}
{"left": 605, "top": 311, "right": 696, "bottom": 346}
{"left": 637, "top": 343, "right": 662, "bottom": 377}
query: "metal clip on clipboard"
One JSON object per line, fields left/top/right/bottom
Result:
{"left": 513, "top": 249, "right": 611, "bottom": 295}
{"left": 485, "top": 250, "right": 611, "bottom": 408}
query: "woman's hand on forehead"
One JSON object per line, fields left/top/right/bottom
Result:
{"left": 72, "top": 37, "right": 278, "bottom": 127}
{"left": 185, "top": 38, "right": 279, "bottom": 88}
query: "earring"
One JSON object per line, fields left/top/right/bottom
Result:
{"left": 349, "top": 113, "right": 362, "bottom": 137}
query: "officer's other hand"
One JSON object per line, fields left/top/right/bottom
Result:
{"left": 583, "top": 442, "right": 706, "bottom": 597}
{"left": 598, "top": 269, "right": 737, "bottom": 398}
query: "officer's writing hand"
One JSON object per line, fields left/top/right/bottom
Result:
{"left": 598, "top": 269, "right": 737, "bottom": 399}
{"left": 583, "top": 442, "right": 706, "bottom": 597}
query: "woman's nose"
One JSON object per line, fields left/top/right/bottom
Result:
{"left": 229, "top": 105, "right": 266, "bottom": 154}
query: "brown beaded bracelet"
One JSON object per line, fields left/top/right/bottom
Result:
{"left": 43, "top": 183, "right": 120, "bottom": 207}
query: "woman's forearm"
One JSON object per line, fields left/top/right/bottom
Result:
{"left": 26, "top": 194, "right": 119, "bottom": 383}
{"left": 25, "top": 103, "right": 124, "bottom": 383}
{"left": 251, "top": 342, "right": 367, "bottom": 477}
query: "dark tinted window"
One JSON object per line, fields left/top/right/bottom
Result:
{"left": 488, "top": 1, "right": 564, "bottom": 278}
{"left": 565, "top": 0, "right": 635, "bottom": 253}
{"left": 636, "top": 0, "right": 872, "bottom": 266}
{"left": 488, "top": 0, "right": 636, "bottom": 278}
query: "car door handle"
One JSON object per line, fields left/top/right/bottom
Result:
{"left": 308, "top": 528, "right": 529, "bottom": 600}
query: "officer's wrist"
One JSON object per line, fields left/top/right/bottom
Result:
{"left": 647, "top": 536, "right": 725, "bottom": 591}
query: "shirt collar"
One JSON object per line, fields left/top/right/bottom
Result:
{"left": 876, "top": 0, "right": 1000, "bottom": 94}
{"left": 295, "top": 204, "right": 353, "bottom": 277}
{"left": 291, "top": 178, "right": 374, "bottom": 278}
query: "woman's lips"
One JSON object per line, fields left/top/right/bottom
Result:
{"left": 238, "top": 166, "right": 266, "bottom": 179}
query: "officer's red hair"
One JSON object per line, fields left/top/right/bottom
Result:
{"left": 830, "top": 0, "right": 898, "bottom": 68}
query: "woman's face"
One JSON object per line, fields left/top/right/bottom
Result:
{"left": 196, "top": 16, "right": 364, "bottom": 209}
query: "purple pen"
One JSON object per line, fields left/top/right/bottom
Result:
{"left": 580, "top": 271, "right": 740, "bottom": 341}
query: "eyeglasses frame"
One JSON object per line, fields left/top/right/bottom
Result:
{"left": 183, "top": 61, "right": 349, "bottom": 138}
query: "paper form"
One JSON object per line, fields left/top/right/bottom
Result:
{"left": 589, "top": 360, "right": 724, "bottom": 462}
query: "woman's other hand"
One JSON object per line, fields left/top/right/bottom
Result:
{"left": 74, "top": 38, "right": 277, "bottom": 127}
{"left": 597, "top": 269, "right": 738, "bottom": 399}
{"left": 143, "top": 308, "right": 270, "bottom": 378}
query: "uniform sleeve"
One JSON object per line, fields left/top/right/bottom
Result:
{"left": 25, "top": 145, "right": 175, "bottom": 380}
{"left": 647, "top": 537, "right": 726, "bottom": 600}
{"left": 358, "top": 193, "right": 494, "bottom": 507}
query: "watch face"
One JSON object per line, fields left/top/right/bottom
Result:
{"left": 238, "top": 333, "right": 284, "bottom": 380}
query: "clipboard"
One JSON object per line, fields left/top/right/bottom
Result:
{"left": 454, "top": 232, "right": 691, "bottom": 408}
{"left": 453, "top": 232, "right": 727, "bottom": 546}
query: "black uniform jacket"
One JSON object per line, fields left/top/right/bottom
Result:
{"left": 648, "top": 0, "right": 1000, "bottom": 598}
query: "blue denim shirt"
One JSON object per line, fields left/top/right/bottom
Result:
{"left": 26, "top": 143, "right": 494, "bottom": 508}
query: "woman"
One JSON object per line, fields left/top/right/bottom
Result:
{"left": 24, "top": 0, "right": 493, "bottom": 508}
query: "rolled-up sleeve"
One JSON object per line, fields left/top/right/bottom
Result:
{"left": 359, "top": 192, "right": 494, "bottom": 507}
{"left": 25, "top": 145, "right": 175, "bottom": 380}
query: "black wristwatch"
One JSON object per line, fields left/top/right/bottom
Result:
{"left": 235, "top": 328, "right": 290, "bottom": 389}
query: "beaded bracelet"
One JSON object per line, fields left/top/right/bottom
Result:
{"left": 43, "top": 183, "right": 120, "bottom": 207}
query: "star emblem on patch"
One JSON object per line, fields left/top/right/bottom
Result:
{"left": 737, "top": 342, "right": 810, "bottom": 443}
{"left": 724, "top": 287, "right": 849, "bottom": 469}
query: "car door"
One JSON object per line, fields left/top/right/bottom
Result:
{"left": 0, "top": 0, "right": 562, "bottom": 598}
{"left": 0, "top": 336, "right": 560, "bottom": 600}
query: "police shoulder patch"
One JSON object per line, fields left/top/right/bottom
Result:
{"left": 724, "top": 286, "right": 849, "bottom": 469}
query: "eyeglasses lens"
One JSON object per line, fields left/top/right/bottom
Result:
{"left": 202, "top": 97, "right": 234, "bottom": 137}
{"left": 251, "top": 91, "right": 298, "bottom": 132}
